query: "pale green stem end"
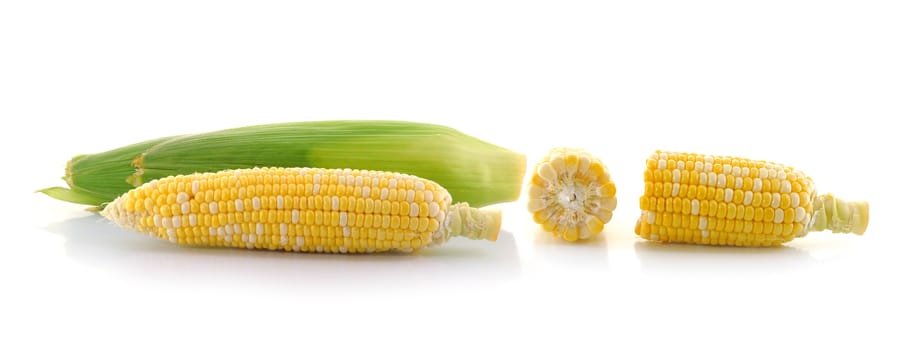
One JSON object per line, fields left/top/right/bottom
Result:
{"left": 428, "top": 203, "right": 501, "bottom": 247}
{"left": 809, "top": 193, "right": 869, "bottom": 235}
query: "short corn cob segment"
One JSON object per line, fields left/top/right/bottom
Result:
{"left": 102, "top": 167, "right": 501, "bottom": 253}
{"left": 635, "top": 151, "right": 869, "bottom": 247}
{"left": 528, "top": 148, "right": 617, "bottom": 241}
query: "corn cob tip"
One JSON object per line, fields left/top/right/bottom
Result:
{"left": 850, "top": 201, "right": 869, "bottom": 235}
{"left": 527, "top": 147, "right": 616, "bottom": 242}
{"left": 439, "top": 203, "right": 501, "bottom": 243}
{"left": 480, "top": 209, "right": 502, "bottom": 242}
{"left": 809, "top": 194, "right": 869, "bottom": 235}
{"left": 63, "top": 155, "right": 85, "bottom": 188}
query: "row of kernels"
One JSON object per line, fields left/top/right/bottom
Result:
{"left": 149, "top": 194, "right": 443, "bottom": 219}
{"left": 649, "top": 183, "right": 812, "bottom": 209}
{"left": 169, "top": 231, "right": 423, "bottom": 253}
{"left": 641, "top": 228, "right": 787, "bottom": 247}
{"left": 643, "top": 170, "right": 811, "bottom": 193}
{"left": 650, "top": 151, "right": 776, "bottom": 167}
{"left": 640, "top": 211, "right": 808, "bottom": 234}
{"left": 644, "top": 183, "right": 811, "bottom": 207}
{"left": 183, "top": 181, "right": 442, "bottom": 204}
{"left": 167, "top": 224, "right": 425, "bottom": 241}
{"left": 642, "top": 198, "right": 810, "bottom": 223}
{"left": 637, "top": 223, "right": 801, "bottom": 242}
{"left": 649, "top": 152, "right": 790, "bottom": 170}
{"left": 647, "top": 154, "right": 810, "bottom": 181}
{"left": 228, "top": 187, "right": 439, "bottom": 209}
{"left": 150, "top": 210, "right": 441, "bottom": 233}
{"left": 641, "top": 192, "right": 811, "bottom": 213}
{"left": 159, "top": 230, "right": 422, "bottom": 252}
{"left": 310, "top": 174, "right": 434, "bottom": 195}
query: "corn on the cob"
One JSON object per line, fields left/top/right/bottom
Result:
{"left": 102, "top": 167, "right": 501, "bottom": 253}
{"left": 41, "top": 120, "right": 526, "bottom": 209}
{"left": 635, "top": 151, "right": 869, "bottom": 247}
{"left": 527, "top": 148, "right": 617, "bottom": 241}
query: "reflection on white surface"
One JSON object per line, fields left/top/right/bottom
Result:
{"left": 633, "top": 241, "right": 815, "bottom": 276}
{"left": 44, "top": 215, "right": 521, "bottom": 294}
{"left": 531, "top": 233, "right": 609, "bottom": 272}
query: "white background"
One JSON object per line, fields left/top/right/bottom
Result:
{"left": 2, "top": 1, "right": 913, "bottom": 349}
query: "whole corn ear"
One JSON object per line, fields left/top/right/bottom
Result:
{"left": 102, "top": 167, "right": 502, "bottom": 253}
{"left": 527, "top": 148, "right": 617, "bottom": 241}
{"left": 635, "top": 151, "right": 869, "bottom": 247}
{"left": 42, "top": 121, "right": 526, "bottom": 209}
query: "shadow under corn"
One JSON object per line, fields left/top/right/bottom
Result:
{"left": 633, "top": 240, "right": 815, "bottom": 277}
{"left": 44, "top": 215, "right": 521, "bottom": 294}
{"left": 531, "top": 232, "right": 609, "bottom": 272}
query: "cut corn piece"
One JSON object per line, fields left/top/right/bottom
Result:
{"left": 102, "top": 167, "right": 502, "bottom": 253}
{"left": 527, "top": 148, "right": 617, "bottom": 241}
{"left": 42, "top": 120, "right": 526, "bottom": 209}
{"left": 635, "top": 150, "right": 869, "bottom": 247}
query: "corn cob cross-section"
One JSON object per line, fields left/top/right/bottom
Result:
{"left": 102, "top": 167, "right": 501, "bottom": 253}
{"left": 528, "top": 148, "right": 617, "bottom": 241}
{"left": 635, "top": 151, "right": 869, "bottom": 247}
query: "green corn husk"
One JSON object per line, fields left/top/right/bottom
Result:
{"left": 40, "top": 121, "right": 526, "bottom": 209}
{"left": 39, "top": 136, "right": 179, "bottom": 207}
